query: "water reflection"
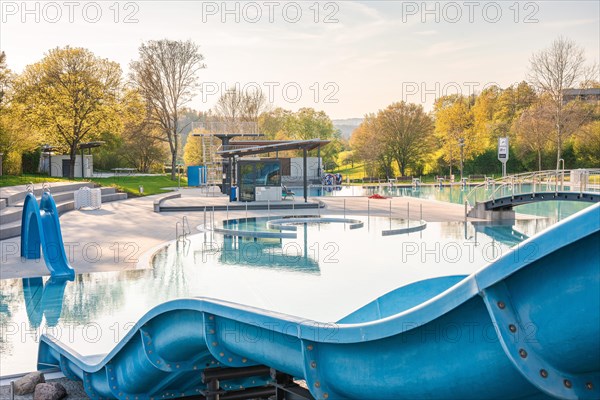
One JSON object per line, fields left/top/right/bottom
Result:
{"left": 217, "top": 230, "right": 320, "bottom": 274}
{"left": 471, "top": 222, "right": 529, "bottom": 247}
{"left": 22, "top": 277, "right": 69, "bottom": 328}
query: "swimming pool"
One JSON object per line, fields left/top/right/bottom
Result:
{"left": 0, "top": 213, "right": 566, "bottom": 376}
{"left": 291, "top": 184, "right": 591, "bottom": 218}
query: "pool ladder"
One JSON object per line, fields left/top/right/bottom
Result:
{"left": 175, "top": 216, "right": 191, "bottom": 255}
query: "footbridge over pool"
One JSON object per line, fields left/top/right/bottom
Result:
{"left": 466, "top": 169, "right": 600, "bottom": 220}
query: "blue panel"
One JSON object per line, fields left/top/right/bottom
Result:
{"left": 187, "top": 166, "right": 200, "bottom": 187}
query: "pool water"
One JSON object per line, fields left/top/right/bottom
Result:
{"left": 0, "top": 209, "right": 586, "bottom": 376}
{"left": 292, "top": 184, "right": 591, "bottom": 218}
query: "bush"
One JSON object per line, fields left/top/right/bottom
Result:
{"left": 21, "top": 149, "right": 41, "bottom": 174}
{"left": 2, "top": 151, "right": 22, "bottom": 175}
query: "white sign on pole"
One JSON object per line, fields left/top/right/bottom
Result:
{"left": 498, "top": 137, "right": 509, "bottom": 161}
{"left": 498, "top": 137, "right": 509, "bottom": 177}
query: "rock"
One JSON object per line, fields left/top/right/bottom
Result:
{"left": 13, "top": 371, "right": 45, "bottom": 395}
{"left": 33, "top": 382, "right": 67, "bottom": 400}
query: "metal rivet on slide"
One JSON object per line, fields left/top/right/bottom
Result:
{"left": 540, "top": 369, "right": 548, "bottom": 378}
{"left": 564, "top": 379, "right": 572, "bottom": 389}
{"left": 497, "top": 301, "right": 505, "bottom": 309}
{"left": 509, "top": 324, "right": 517, "bottom": 333}
{"left": 586, "top": 382, "right": 593, "bottom": 390}
{"left": 519, "top": 349, "right": 527, "bottom": 358}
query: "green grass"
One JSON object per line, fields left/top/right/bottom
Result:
{"left": 0, "top": 174, "right": 186, "bottom": 197}
{"left": 330, "top": 164, "right": 366, "bottom": 181}
{"left": 0, "top": 174, "right": 68, "bottom": 187}
{"left": 83, "top": 175, "right": 187, "bottom": 197}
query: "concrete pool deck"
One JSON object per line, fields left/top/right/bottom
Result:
{"left": 0, "top": 188, "right": 540, "bottom": 280}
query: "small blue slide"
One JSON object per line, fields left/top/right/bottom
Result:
{"left": 21, "top": 192, "right": 75, "bottom": 279}
{"left": 36, "top": 204, "right": 600, "bottom": 399}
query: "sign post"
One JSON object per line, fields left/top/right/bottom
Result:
{"left": 498, "top": 137, "right": 509, "bottom": 177}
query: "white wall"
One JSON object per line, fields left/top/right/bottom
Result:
{"left": 40, "top": 154, "right": 94, "bottom": 178}
{"left": 289, "top": 157, "right": 321, "bottom": 178}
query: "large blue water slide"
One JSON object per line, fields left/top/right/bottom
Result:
{"left": 20, "top": 192, "right": 75, "bottom": 279}
{"left": 37, "top": 204, "right": 599, "bottom": 399}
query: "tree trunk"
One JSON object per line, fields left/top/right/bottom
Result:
{"left": 538, "top": 150, "right": 542, "bottom": 172}
{"left": 69, "top": 146, "right": 77, "bottom": 180}
{"left": 556, "top": 135, "right": 562, "bottom": 171}
{"left": 170, "top": 151, "right": 177, "bottom": 180}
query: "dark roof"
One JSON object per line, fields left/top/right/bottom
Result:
{"left": 78, "top": 141, "right": 104, "bottom": 149}
{"left": 563, "top": 88, "right": 600, "bottom": 96}
{"left": 217, "top": 139, "right": 330, "bottom": 157}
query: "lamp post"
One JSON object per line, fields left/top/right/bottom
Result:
{"left": 459, "top": 138, "right": 465, "bottom": 181}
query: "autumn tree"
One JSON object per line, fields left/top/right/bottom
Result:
{"left": 0, "top": 53, "right": 42, "bottom": 174}
{"left": 0, "top": 51, "right": 9, "bottom": 106}
{"left": 433, "top": 95, "right": 486, "bottom": 177}
{"left": 119, "top": 90, "right": 167, "bottom": 172}
{"left": 12, "top": 47, "right": 121, "bottom": 178}
{"left": 258, "top": 108, "right": 293, "bottom": 139}
{"left": 377, "top": 102, "right": 433, "bottom": 177}
{"left": 528, "top": 36, "right": 597, "bottom": 168}
{"left": 183, "top": 131, "right": 205, "bottom": 166}
{"left": 350, "top": 114, "right": 393, "bottom": 178}
{"left": 514, "top": 99, "right": 554, "bottom": 171}
{"left": 573, "top": 120, "right": 600, "bottom": 166}
{"left": 130, "top": 39, "right": 205, "bottom": 179}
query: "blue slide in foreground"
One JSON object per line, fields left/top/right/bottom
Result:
{"left": 21, "top": 192, "right": 75, "bottom": 279}
{"left": 38, "top": 204, "right": 599, "bottom": 399}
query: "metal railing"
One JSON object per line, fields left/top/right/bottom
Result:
{"left": 465, "top": 168, "right": 600, "bottom": 207}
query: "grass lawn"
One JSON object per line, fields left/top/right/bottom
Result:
{"left": 330, "top": 164, "right": 366, "bottom": 181}
{"left": 0, "top": 174, "right": 187, "bottom": 197}
{"left": 82, "top": 175, "right": 187, "bottom": 197}
{"left": 0, "top": 174, "right": 68, "bottom": 187}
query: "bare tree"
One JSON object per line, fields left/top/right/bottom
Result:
{"left": 514, "top": 99, "right": 554, "bottom": 171}
{"left": 130, "top": 39, "right": 205, "bottom": 179}
{"left": 213, "top": 87, "right": 267, "bottom": 133}
{"left": 528, "top": 36, "right": 597, "bottom": 169}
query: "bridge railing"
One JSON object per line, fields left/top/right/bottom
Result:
{"left": 465, "top": 169, "right": 600, "bottom": 207}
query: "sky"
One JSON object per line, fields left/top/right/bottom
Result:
{"left": 0, "top": 0, "right": 598, "bottom": 119}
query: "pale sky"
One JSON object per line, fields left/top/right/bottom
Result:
{"left": 1, "top": 1, "right": 598, "bottom": 119}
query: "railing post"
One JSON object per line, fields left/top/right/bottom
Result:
{"left": 389, "top": 199, "right": 392, "bottom": 230}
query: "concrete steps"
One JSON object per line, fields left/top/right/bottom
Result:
{"left": 0, "top": 187, "right": 128, "bottom": 240}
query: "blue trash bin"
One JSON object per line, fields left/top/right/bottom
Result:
{"left": 187, "top": 166, "right": 200, "bottom": 186}
{"left": 230, "top": 186, "right": 237, "bottom": 202}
